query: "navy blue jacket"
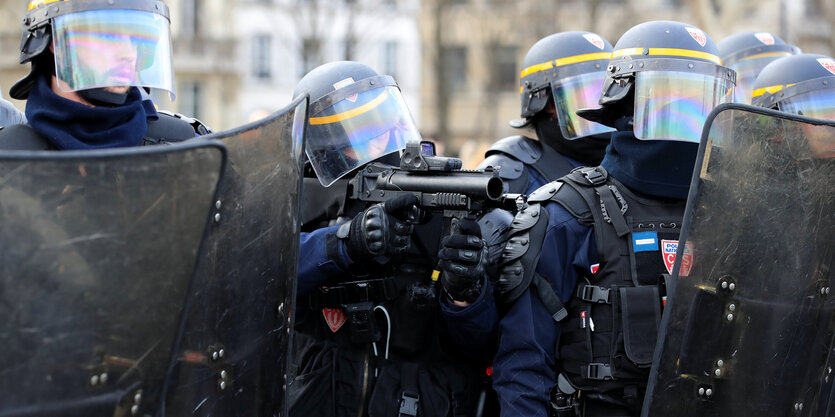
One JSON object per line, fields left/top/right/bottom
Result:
{"left": 439, "top": 152, "right": 587, "bottom": 415}
{"left": 297, "top": 225, "right": 349, "bottom": 296}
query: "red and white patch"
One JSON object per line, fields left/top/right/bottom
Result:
{"left": 322, "top": 308, "right": 347, "bottom": 333}
{"left": 818, "top": 58, "right": 835, "bottom": 76}
{"left": 686, "top": 27, "right": 707, "bottom": 47}
{"left": 679, "top": 241, "right": 694, "bottom": 277}
{"left": 583, "top": 33, "right": 606, "bottom": 50}
{"left": 661, "top": 240, "right": 678, "bottom": 275}
{"left": 590, "top": 263, "right": 600, "bottom": 274}
{"left": 754, "top": 32, "right": 775, "bottom": 45}
{"left": 333, "top": 77, "right": 358, "bottom": 102}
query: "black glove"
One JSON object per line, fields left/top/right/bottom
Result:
{"left": 438, "top": 218, "right": 486, "bottom": 303}
{"left": 342, "top": 194, "right": 418, "bottom": 263}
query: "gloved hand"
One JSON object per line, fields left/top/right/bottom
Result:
{"left": 342, "top": 194, "right": 418, "bottom": 263}
{"left": 438, "top": 218, "right": 487, "bottom": 303}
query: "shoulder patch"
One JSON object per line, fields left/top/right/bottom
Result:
{"left": 485, "top": 135, "right": 542, "bottom": 165}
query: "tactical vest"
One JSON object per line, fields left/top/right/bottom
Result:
{"left": 505, "top": 166, "right": 685, "bottom": 410}
{"left": 0, "top": 111, "right": 206, "bottom": 150}
{"left": 478, "top": 135, "right": 575, "bottom": 194}
{"left": 293, "top": 214, "right": 482, "bottom": 417}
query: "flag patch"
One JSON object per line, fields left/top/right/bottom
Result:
{"left": 633, "top": 232, "right": 659, "bottom": 253}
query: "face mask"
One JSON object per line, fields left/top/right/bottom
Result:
{"left": 534, "top": 116, "right": 610, "bottom": 166}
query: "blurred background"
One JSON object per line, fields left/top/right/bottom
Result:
{"left": 0, "top": 0, "right": 832, "bottom": 167}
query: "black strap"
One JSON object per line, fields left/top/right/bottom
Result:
{"left": 595, "top": 184, "right": 630, "bottom": 237}
{"left": 576, "top": 284, "right": 612, "bottom": 304}
{"left": 399, "top": 363, "right": 420, "bottom": 417}
{"left": 582, "top": 363, "right": 614, "bottom": 380}
{"left": 311, "top": 277, "right": 398, "bottom": 308}
{"left": 533, "top": 273, "right": 568, "bottom": 322}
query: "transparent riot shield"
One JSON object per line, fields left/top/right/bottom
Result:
{"left": 0, "top": 142, "right": 226, "bottom": 417}
{"left": 164, "top": 96, "right": 307, "bottom": 417}
{"left": 643, "top": 104, "right": 835, "bottom": 417}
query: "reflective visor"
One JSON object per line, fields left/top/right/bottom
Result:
{"left": 306, "top": 86, "right": 419, "bottom": 186}
{"left": 634, "top": 70, "right": 734, "bottom": 142}
{"left": 730, "top": 53, "right": 793, "bottom": 103}
{"left": 780, "top": 88, "right": 835, "bottom": 122}
{"left": 551, "top": 72, "right": 615, "bottom": 139}
{"left": 52, "top": 9, "right": 174, "bottom": 97}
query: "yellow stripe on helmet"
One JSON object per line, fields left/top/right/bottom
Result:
{"left": 309, "top": 88, "right": 390, "bottom": 125}
{"left": 612, "top": 47, "right": 722, "bottom": 65}
{"left": 519, "top": 61, "right": 555, "bottom": 79}
{"left": 28, "top": 0, "right": 63, "bottom": 11}
{"left": 519, "top": 52, "right": 612, "bottom": 79}
{"left": 751, "top": 83, "right": 795, "bottom": 98}
{"left": 738, "top": 51, "right": 793, "bottom": 62}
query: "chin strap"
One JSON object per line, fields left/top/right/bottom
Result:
{"left": 78, "top": 88, "right": 129, "bottom": 107}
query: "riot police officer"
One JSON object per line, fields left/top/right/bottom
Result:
{"left": 489, "top": 21, "right": 735, "bottom": 416}
{"left": 438, "top": 30, "right": 619, "bottom": 390}
{"left": 478, "top": 31, "right": 615, "bottom": 195}
{"left": 718, "top": 31, "right": 800, "bottom": 104}
{"left": 751, "top": 53, "right": 835, "bottom": 120}
{"left": 750, "top": 53, "right": 835, "bottom": 415}
{"left": 0, "top": 0, "right": 208, "bottom": 150}
{"left": 293, "top": 61, "right": 488, "bottom": 417}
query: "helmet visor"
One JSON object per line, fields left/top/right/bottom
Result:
{"left": 52, "top": 9, "right": 174, "bottom": 97}
{"left": 730, "top": 54, "right": 793, "bottom": 103}
{"left": 780, "top": 88, "right": 835, "bottom": 122}
{"left": 634, "top": 70, "right": 734, "bottom": 142}
{"left": 306, "top": 86, "right": 419, "bottom": 187}
{"left": 550, "top": 72, "right": 615, "bottom": 139}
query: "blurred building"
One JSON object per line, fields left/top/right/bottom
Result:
{"left": 418, "top": 0, "right": 835, "bottom": 166}
{"left": 0, "top": 0, "right": 830, "bottom": 137}
{"left": 233, "top": 0, "right": 422, "bottom": 127}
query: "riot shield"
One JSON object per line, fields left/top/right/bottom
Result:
{"left": 0, "top": 142, "right": 226, "bottom": 417}
{"left": 643, "top": 104, "right": 835, "bottom": 417}
{"left": 164, "top": 96, "right": 307, "bottom": 416}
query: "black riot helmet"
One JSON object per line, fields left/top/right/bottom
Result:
{"left": 293, "top": 61, "right": 419, "bottom": 187}
{"left": 718, "top": 31, "right": 800, "bottom": 103}
{"left": 578, "top": 20, "right": 736, "bottom": 144}
{"left": 10, "top": 0, "right": 175, "bottom": 102}
{"left": 751, "top": 54, "right": 835, "bottom": 121}
{"left": 516, "top": 31, "right": 615, "bottom": 140}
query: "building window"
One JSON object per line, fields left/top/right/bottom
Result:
{"left": 300, "top": 37, "right": 322, "bottom": 78}
{"left": 180, "top": 0, "right": 197, "bottom": 37}
{"left": 253, "top": 35, "right": 272, "bottom": 80}
{"left": 178, "top": 80, "right": 203, "bottom": 120}
{"left": 806, "top": 0, "right": 824, "bottom": 17}
{"left": 442, "top": 46, "right": 468, "bottom": 91}
{"left": 382, "top": 41, "right": 398, "bottom": 79}
{"left": 490, "top": 45, "right": 517, "bottom": 89}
